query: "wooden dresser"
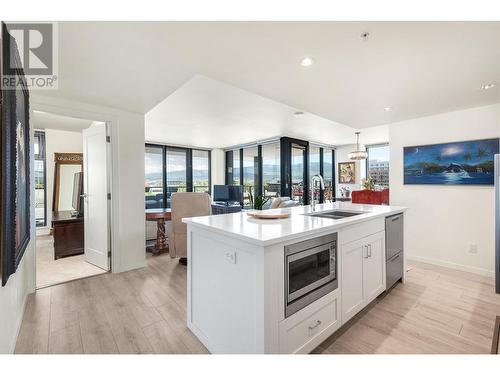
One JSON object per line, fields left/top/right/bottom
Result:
{"left": 52, "top": 210, "right": 84, "bottom": 260}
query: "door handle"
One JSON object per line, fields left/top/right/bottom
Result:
{"left": 364, "top": 245, "right": 369, "bottom": 258}
{"left": 308, "top": 320, "right": 322, "bottom": 330}
{"left": 391, "top": 253, "right": 400, "bottom": 262}
{"left": 368, "top": 244, "right": 372, "bottom": 258}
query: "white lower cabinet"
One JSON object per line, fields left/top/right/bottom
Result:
{"left": 341, "top": 231, "right": 385, "bottom": 324}
{"left": 279, "top": 292, "right": 341, "bottom": 354}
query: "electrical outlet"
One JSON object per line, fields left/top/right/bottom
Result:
{"left": 469, "top": 243, "right": 478, "bottom": 254}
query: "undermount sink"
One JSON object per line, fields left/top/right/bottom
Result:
{"left": 303, "top": 210, "right": 366, "bottom": 220}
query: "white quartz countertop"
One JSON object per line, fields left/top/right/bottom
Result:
{"left": 183, "top": 202, "right": 406, "bottom": 247}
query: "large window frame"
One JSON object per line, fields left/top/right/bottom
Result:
{"left": 145, "top": 143, "right": 211, "bottom": 209}
{"left": 309, "top": 144, "right": 336, "bottom": 204}
{"left": 226, "top": 147, "right": 262, "bottom": 208}
{"left": 225, "top": 138, "right": 336, "bottom": 207}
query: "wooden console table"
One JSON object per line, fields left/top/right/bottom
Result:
{"left": 52, "top": 210, "right": 84, "bottom": 260}
{"left": 146, "top": 208, "right": 171, "bottom": 255}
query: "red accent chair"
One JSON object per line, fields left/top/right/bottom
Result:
{"left": 351, "top": 188, "right": 389, "bottom": 205}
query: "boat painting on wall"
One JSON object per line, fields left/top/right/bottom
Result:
{"left": 404, "top": 138, "right": 499, "bottom": 185}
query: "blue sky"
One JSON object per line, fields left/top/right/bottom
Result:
{"left": 404, "top": 138, "right": 499, "bottom": 166}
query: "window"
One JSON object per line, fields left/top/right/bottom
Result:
{"left": 243, "top": 146, "right": 259, "bottom": 208}
{"left": 262, "top": 143, "right": 280, "bottom": 199}
{"left": 145, "top": 145, "right": 164, "bottom": 209}
{"left": 367, "top": 144, "right": 389, "bottom": 188}
{"left": 166, "top": 148, "right": 188, "bottom": 205}
{"left": 34, "top": 131, "right": 46, "bottom": 227}
{"left": 145, "top": 144, "right": 211, "bottom": 209}
{"left": 225, "top": 139, "right": 336, "bottom": 207}
{"left": 291, "top": 144, "right": 306, "bottom": 205}
{"left": 232, "top": 150, "right": 240, "bottom": 185}
{"left": 309, "top": 146, "right": 321, "bottom": 202}
{"left": 193, "top": 150, "right": 210, "bottom": 193}
{"left": 308, "top": 145, "right": 335, "bottom": 204}
{"left": 322, "top": 148, "right": 334, "bottom": 202}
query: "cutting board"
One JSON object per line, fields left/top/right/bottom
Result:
{"left": 246, "top": 211, "right": 290, "bottom": 219}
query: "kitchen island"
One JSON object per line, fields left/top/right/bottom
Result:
{"left": 183, "top": 202, "right": 406, "bottom": 354}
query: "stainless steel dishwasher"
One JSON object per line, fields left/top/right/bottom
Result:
{"left": 385, "top": 213, "right": 404, "bottom": 290}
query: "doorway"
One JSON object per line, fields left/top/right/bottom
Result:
{"left": 32, "top": 111, "right": 111, "bottom": 288}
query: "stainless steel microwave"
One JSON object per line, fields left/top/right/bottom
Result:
{"left": 284, "top": 232, "right": 338, "bottom": 318}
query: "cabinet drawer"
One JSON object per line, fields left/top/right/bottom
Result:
{"left": 279, "top": 293, "right": 340, "bottom": 354}
{"left": 386, "top": 252, "right": 403, "bottom": 290}
{"left": 340, "top": 217, "right": 384, "bottom": 245}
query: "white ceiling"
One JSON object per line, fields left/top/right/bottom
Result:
{"left": 43, "top": 21, "right": 500, "bottom": 130}
{"left": 33, "top": 111, "right": 93, "bottom": 132}
{"left": 146, "top": 75, "right": 388, "bottom": 148}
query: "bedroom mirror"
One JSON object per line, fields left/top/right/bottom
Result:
{"left": 53, "top": 153, "right": 84, "bottom": 212}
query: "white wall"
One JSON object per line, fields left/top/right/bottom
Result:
{"left": 42, "top": 129, "right": 83, "bottom": 225}
{"left": 389, "top": 103, "right": 500, "bottom": 276}
{"left": 32, "top": 95, "right": 146, "bottom": 275}
{"left": 335, "top": 144, "right": 366, "bottom": 197}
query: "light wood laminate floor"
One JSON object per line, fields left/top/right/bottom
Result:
{"left": 15, "top": 254, "right": 500, "bottom": 354}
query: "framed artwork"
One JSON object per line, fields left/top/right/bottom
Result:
{"left": 403, "top": 138, "right": 499, "bottom": 185}
{"left": 1, "top": 23, "right": 31, "bottom": 286}
{"left": 338, "top": 162, "right": 356, "bottom": 184}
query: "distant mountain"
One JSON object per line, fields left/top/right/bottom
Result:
{"left": 235, "top": 162, "right": 332, "bottom": 181}
{"left": 146, "top": 169, "right": 209, "bottom": 182}
{"left": 146, "top": 161, "right": 334, "bottom": 183}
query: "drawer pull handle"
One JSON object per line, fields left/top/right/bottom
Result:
{"left": 308, "top": 320, "right": 322, "bottom": 330}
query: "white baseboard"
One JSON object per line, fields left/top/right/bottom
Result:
{"left": 406, "top": 254, "right": 495, "bottom": 278}
{"left": 9, "top": 292, "right": 29, "bottom": 354}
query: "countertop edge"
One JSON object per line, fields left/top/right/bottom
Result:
{"left": 184, "top": 207, "right": 407, "bottom": 247}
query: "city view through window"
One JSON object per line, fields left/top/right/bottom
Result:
{"left": 367, "top": 144, "right": 390, "bottom": 188}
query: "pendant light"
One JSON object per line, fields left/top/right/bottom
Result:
{"left": 348, "top": 132, "right": 368, "bottom": 160}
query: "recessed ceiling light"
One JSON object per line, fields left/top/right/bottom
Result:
{"left": 293, "top": 111, "right": 305, "bottom": 117}
{"left": 481, "top": 83, "right": 496, "bottom": 90}
{"left": 384, "top": 107, "right": 392, "bottom": 112}
{"left": 360, "top": 32, "right": 370, "bottom": 42}
{"left": 300, "top": 57, "right": 314, "bottom": 67}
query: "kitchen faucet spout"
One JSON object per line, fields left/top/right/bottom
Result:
{"left": 311, "top": 174, "right": 325, "bottom": 211}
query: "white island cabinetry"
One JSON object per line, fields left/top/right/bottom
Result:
{"left": 184, "top": 203, "right": 406, "bottom": 354}
{"left": 340, "top": 221, "right": 386, "bottom": 324}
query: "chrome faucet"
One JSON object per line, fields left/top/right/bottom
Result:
{"left": 311, "top": 174, "right": 325, "bottom": 211}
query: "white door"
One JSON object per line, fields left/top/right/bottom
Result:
{"left": 363, "top": 232, "right": 386, "bottom": 304}
{"left": 83, "top": 123, "right": 109, "bottom": 270}
{"left": 341, "top": 238, "right": 365, "bottom": 324}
